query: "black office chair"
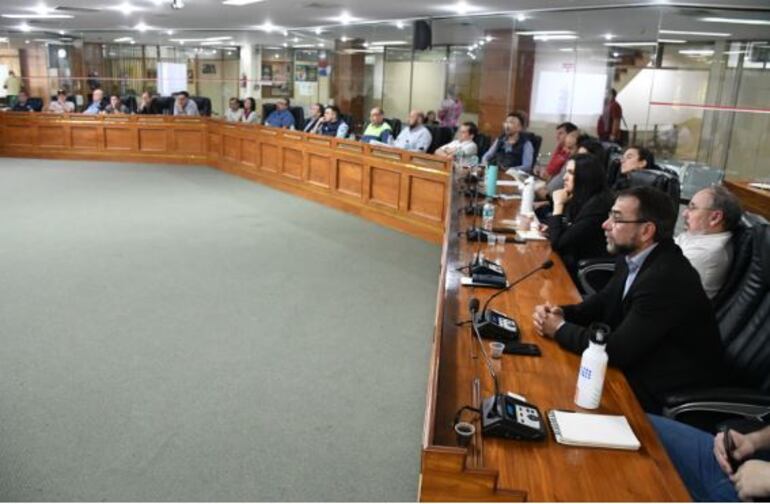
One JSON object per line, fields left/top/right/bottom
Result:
{"left": 190, "top": 96, "right": 211, "bottom": 116}
{"left": 663, "top": 218, "right": 770, "bottom": 432}
{"left": 523, "top": 132, "right": 542, "bottom": 168}
{"left": 26, "top": 97, "right": 44, "bottom": 112}
{"left": 426, "top": 125, "right": 454, "bottom": 154}
{"left": 150, "top": 96, "right": 175, "bottom": 115}
{"left": 339, "top": 113, "right": 353, "bottom": 137}
{"left": 290, "top": 106, "right": 305, "bottom": 130}
{"left": 384, "top": 118, "right": 402, "bottom": 138}
{"left": 122, "top": 95, "right": 138, "bottom": 114}
{"left": 474, "top": 134, "right": 491, "bottom": 160}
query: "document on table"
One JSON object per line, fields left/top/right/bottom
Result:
{"left": 547, "top": 410, "right": 641, "bottom": 451}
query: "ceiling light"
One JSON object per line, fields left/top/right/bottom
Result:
{"left": 166, "top": 29, "right": 174, "bottom": 35}
{"left": 130, "top": 40, "right": 136, "bottom": 44}
{"left": 25, "top": 39, "right": 30, "bottom": 44}
{"left": 604, "top": 41, "right": 659, "bottom": 47}
{"left": 110, "top": 2, "right": 141, "bottom": 15}
{"left": 2, "top": 14, "right": 73, "bottom": 19}
{"left": 515, "top": 13, "right": 527, "bottom": 22}
{"left": 332, "top": 11, "right": 358, "bottom": 25}
{"left": 657, "top": 38, "right": 687, "bottom": 44}
{"left": 659, "top": 29, "right": 731, "bottom": 37}
{"left": 292, "top": 37, "right": 299, "bottom": 43}
{"left": 370, "top": 40, "right": 408, "bottom": 46}
{"left": 317, "top": 43, "right": 324, "bottom": 47}
{"left": 700, "top": 17, "right": 770, "bottom": 26}
{"left": 282, "top": 42, "right": 288, "bottom": 47}
{"left": 679, "top": 49, "right": 714, "bottom": 55}
{"left": 559, "top": 47, "right": 574, "bottom": 52}
{"left": 485, "top": 35, "right": 493, "bottom": 42}
{"left": 340, "top": 36, "right": 349, "bottom": 42}
{"left": 454, "top": 2, "right": 470, "bottom": 14}
{"left": 256, "top": 20, "right": 276, "bottom": 32}
{"left": 604, "top": 33, "right": 615, "bottom": 41}
{"left": 517, "top": 30, "right": 575, "bottom": 36}
{"left": 114, "top": 36, "right": 134, "bottom": 42}
{"left": 534, "top": 35, "right": 578, "bottom": 41}
{"left": 612, "top": 51, "right": 619, "bottom": 57}
{"left": 395, "top": 20, "right": 405, "bottom": 29}
{"left": 57, "top": 48, "right": 66, "bottom": 58}
{"left": 222, "top": 0, "right": 265, "bottom": 4}
{"left": 314, "top": 27, "right": 323, "bottom": 35}
{"left": 17, "top": 22, "right": 32, "bottom": 32}
{"left": 135, "top": 21, "right": 149, "bottom": 31}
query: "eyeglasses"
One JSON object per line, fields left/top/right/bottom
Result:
{"left": 686, "top": 203, "right": 716, "bottom": 212}
{"left": 606, "top": 212, "right": 648, "bottom": 225}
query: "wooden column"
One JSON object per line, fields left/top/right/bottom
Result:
{"left": 331, "top": 38, "right": 365, "bottom": 129}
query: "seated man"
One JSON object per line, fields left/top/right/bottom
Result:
{"left": 392, "top": 110, "right": 432, "bottom": 152}
{"left": 104, "top": 95, "right": 128, "bottom": 114}
{"left": 83, "top": 89, "right": 105, "bottom": 115}
{"left": 173, "top": 91, "right": 199, "bottom": 116}
{"left": 136, "top": 91, "right": 154, "bottom": 114}
{"left": 360, "top": 107, "right": 393, "bottom": 144}
{"left": 434, "top": 121, "right": 478, "bottom": 160}
{"left": 224, "top": 97, "right": 243, "bottom": 122}
{"left": 649, "top": 415, "right": 770, "bottom": 501}
{"left": 533, "top": 186, "right": 724, "bottom": 413}
{"left": 48, "top": 89, "right": 75, "bottom": 113}
{"left": 675, "top": 186, "right": 742, "bottom": 299}
{"left": 318, "top": 105, "right": 349, "bottom": 138}
{"left": 11, "top": 90, "right": 34, "bottom": 112}
{"left": 481, "top": 111, "right": 534, "bottom": 174}
{"left": 264, "top": 98, "right": 295, "bottom": 129}
{"left": 540, "top": 121, "right": 578, "bottom": 178}
{"left": 612, "top": 145, "right": 654, "bottom": 190}
{"left": 302, "top": 102, "right": 324, "bottom": 133}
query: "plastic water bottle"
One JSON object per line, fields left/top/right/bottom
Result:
{"left": 485, "top": 164, "right": 498, "bottom": 198}
{"left": 482, "top": 198, "right": 495, "bottom": 231}
{"left": 520, "top": 176, "right": 535, "bottom": 215}
{"left": 574, "top": 323, "right": 610, "bottom": 409}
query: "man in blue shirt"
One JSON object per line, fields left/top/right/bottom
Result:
{"left": 265, "top": 98, "right": 295, "bottom": 129}
{"left": 83, "top": 89, "right": 105, "bottom": 115}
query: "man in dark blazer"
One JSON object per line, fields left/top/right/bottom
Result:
{"left": 533, "top": 186, "right": 725, "bottom": 413}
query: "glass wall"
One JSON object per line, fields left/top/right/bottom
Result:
{"left": 1, "top": 4, "right": 769, "bottom": 180}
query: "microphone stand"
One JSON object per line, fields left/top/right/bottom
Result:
{"left": 469, "top": 298, "right": 501, "bottom": 416}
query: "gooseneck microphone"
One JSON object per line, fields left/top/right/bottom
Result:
{"left": 475, "top": 259, "right": 555, "bottom": 341}
{"left": 469, "top": 298, "right": 501, "bottom": 407}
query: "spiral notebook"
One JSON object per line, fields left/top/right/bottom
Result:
{"left": 547, "top": 410, "right": 641, "bottom": 451}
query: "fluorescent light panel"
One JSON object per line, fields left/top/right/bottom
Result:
{"left": 517, "top": 30, "right": 575, "bottom": 36}
{"left": 659, "top": 29, "right": 731, "bottom": 37}
{"left": 604, "top": 41, "right": 658, "bottom": 47}
{"left": 657, "top": 38, "right": 687, "bottom": 44}
{"left": 369, "top": 40, "right": 408, "bottom": 46}
{"left": 222, "top": 0, "right": 265, "bottom": 4}
{"left": 1, "top": 14, "right": 73, "bottom": 18}
{"left": 701, "top": 17, "right": 770, "bottom": 26}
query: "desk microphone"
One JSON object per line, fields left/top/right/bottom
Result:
{"left": 475, "top": 259, "right": 554, "bottom": 341}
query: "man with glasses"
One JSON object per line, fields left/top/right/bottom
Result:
{"left": 675, "top": 186, "right": 742, "bottom": 299}
{"left": 533, "top": 186, "right": 724, "bottom": 413}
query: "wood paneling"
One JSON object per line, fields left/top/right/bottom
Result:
{"left": 223, "top": 134, "right": 240, "bottom": 162}
{"left": 369, "top": 167, "right": 401, "bottom": 210}
{"left": 261, "top": 143, "right": 280, "bottom": 173}
{"left": 139, "top": 129, "right": 166, "bottom": 152}
{"left": 308, "top": 153, "right": 332, "bottom": 189}
{"left": 336, "top": 159, "right": 364, "bottom": 198}
{"left": 174, "top": 130, "right": 204, "bottom": 154}
{"left": 724, "top": 179, "right": 770, "bottom": 221}
{"left": 241, "top": 139, "right": 257, "bottom": 169}
{"left": 282, "top": 147, "right": 303, "bottom": 180}
{"left": 104, "top": 127, "right": 133, "bottom": 151}
{"left": 39, "top": 125, "right": 66, "bottom": 148}
{"left": 71, "top": 126, "right": 99, "bottom": 150}
{"left": 5, "top": 123, "right": 33, "bottom": 146}
{"left": 408, "top": 176, "right": 446, "bottom": 222}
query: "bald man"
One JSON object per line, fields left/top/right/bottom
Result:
{"left": 393, "top": 109, "right": 432, "bottom": 152}
{"left": 361, "top": 107, "right": 393, "bottom": 144}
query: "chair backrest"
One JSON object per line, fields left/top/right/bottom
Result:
{"left": 384, "top": 118, "right": 402, "bottom": 137}
{"left": 150, "top": 96, "right": 175, "bottom": 115}
{"left": 626, "top": 168, "right": 682, "bottom": 210}
{"left": 262, "top": 103, "right": 277, "bottom": 123}
{"left": 474, "top": 133, "right": 491, "bottom": 159}
{"left": 191, "top": 96, "right": 211, "bottom": 116}
{"left": 713, "top": 212, "right": 768, "bottom": 310}
{"left": 523, "top": 132, "right": 542, "bottom": 165}
{"left": 715, "top": 221, "right": 770, "bottom": 392}
{"left": 290, "top": 106, "right": 305, "bottom": 130}
{"left": 122, "top": 95, "right": 138, "bottom": 114}
{"left": 427, "top": 125, "right": 454, "bottom": 154}
{"left": 27, "top": 97, "right": 44, "bottom": 112}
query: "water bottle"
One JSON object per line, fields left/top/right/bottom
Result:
{"left": 484, "top": 164, "right": 498, "bottom": 198}
{"left": 482, "top": 198, "right": 495, "bottom": 231}
{"left": 520, "top": 176, "right": 535, "bottom": 216}
{"left": 574, "top": 323, "right": 610, "bottom": 409}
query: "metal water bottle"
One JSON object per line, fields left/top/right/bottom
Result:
{"left": 574, "top": 323, "right": 610, "bottom": 409}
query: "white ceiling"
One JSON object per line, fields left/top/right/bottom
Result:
{"left": 1, "top": 0, "right": 769, "bottom": 48}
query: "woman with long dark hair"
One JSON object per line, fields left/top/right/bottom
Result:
{"left": 547, "top": 153, "right": 614, "bottom": 280}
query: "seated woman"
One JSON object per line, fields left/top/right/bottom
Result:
{"left": 546, "top": 153, "right": 614, "bottom": 281}
{"left": 611, "top": 145, "right": 654, "bottom": 190}
{"left": 224, "top": 97, "right": 243, "bottom": 122}
{"left": 434, "top": 121, "right": 478, "bottom": 160}
{"left": 104, "top": 95, "right": 128, "bottom": 114}
{"left": 241, "top": 97, "right": 259, "bottom": 124}
{"left": 481, "top": 111, "right": 534, "bottom": 174}
{"left": 319, "top": 105, "right": 349, "bottom": 138}
{"left": 48, "top": 89, "right": 75, "bottom": 113}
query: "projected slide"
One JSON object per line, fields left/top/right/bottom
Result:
{"left": 157, "top": 62, "right": 187, "bottom": 96}
{"left": 533, "top": 71, "right": 608, "bottom": 116}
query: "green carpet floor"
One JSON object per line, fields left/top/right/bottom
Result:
{"left": 0, "top": 158, "right": 441, "bottom": 501}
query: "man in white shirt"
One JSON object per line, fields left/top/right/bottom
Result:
{"left": 434, "top": 121, "right": 478, "bottom": 160}
{"left": 224, "top": 97, "right": 243, "bottom": 122}
{"left": 392, "top": 110, "right": 432, "bottom": 152}
{"left": 173, "top": 91, "right": 199, "bottom": 116}
{"left": 675, "top": 186, "right": 742, "bottom": 299}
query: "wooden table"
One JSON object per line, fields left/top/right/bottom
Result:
{"left": 419, "top": 169, "right": 691, "bottom": 501}
{"left": 724, "top": 179, "right": 770, "bottom": 222}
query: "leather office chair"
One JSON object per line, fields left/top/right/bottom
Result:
{"left": 474, "top": 134, "right": 491, "bottom": 160}
{"left": 384, "top": 118, "right": 402, "bottom": 138}
{"left": 122, "top": 95, "right": 138, "bottom": 114}
{"left": 523, "top": 132, "right": 543, "bottom": 167}
{"left": 150, "top": 96, "right": 175, "bottom": 115}
{"left": 190, "top": 96, "right": 211, "bottom": 116}
{"left": 426, "top": 126, "right": 454, "bottom": 154}
{"left": 663, "top": 217, "right": 770, "bottom": 432}
{"left": 27, "top": 97, "right": 44, "bottom": 112}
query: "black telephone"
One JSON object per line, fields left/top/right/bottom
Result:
{"left": 482, "top": 394, "right": 547, "bottom": 441}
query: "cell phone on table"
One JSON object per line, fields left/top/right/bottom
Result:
{"left": 721, "top": 425, "right": 738, "bottom": 472}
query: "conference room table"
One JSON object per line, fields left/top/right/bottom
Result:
{"left": 0, "top": 112, "right": 690, "bottom": 501}
{"left": 419, "top": 167, "right": 691, "bottom": 501}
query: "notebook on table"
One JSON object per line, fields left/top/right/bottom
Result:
{"left": 547, "top": 410, "right": 641, "bottom": 451}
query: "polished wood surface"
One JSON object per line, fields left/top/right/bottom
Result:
{"left": 724, "top": 179, "right": 770, "bottom": 222}
{"left": 419, "top": 170, "right": 691, "bottom": 501}
{"left": 0, "top": 113, "right": 451, "bottom": 243}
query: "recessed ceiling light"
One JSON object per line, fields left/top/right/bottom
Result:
{"left": 331, "top": 11, "right": 359, "bottom": 25}
{"left": 559, "top": 47, "right": 574, "bottom": 52}
{"left": 282, "top": 42, "right": 288, "bottom": 47}
{"left": 256, "top": 20, "right": 276, "bottom": 32}
{"left": 292, "top": 37, "right": 299, "bottom": 43}
{"left": 437, "top": 1, "right": 484, "bottom": 15}
{"left": 657, "top": 38, "right": 687, "bottom": 44}
{"left": 222, "top": 0, "right": 265, "bottom": 4}
{"left": 314, "top": 27, "right": 323, "bottom": 35}
{"left": 2, "top": 14, "right": 74, "bottom": 19}
{"left": 166, "top": 29, "right": 174, "bottom": 35}
{"left": 515, "top": 13, "right": 527, "bottom": 22}
{"left": 517, "top": 30, "right": 575, "bottom": 36}
{"left": 17, "top": 22, "right": 32, "bottom": 32}
{"left": 369, "top": 40, "right": 408, "bottom": 46}
{"left": 110, "top": 2, "right": 142, "bottom": 15}
{"left": 57, "top": 48, "right": 66, "bottom": 58}
{"left": 701, "top": 17, "right": 770, "bottom": 26}
{"left": 135, "top": 21, "right": 149, "bottom": 31}
{"left": 534, "top": 35, "right": 578, "bottom": 41}
{"left": 395, "top": 20, "right": 405, "bottom": 29}
{"left": 679, "top": 49, "right": 715, "bottom": 55}
{"left": 340, "top": 36, "right": 349, "bottom": 42}
{"left": 114, "top": 36, "right": 134, "bottom": 42}
{"left": 485, "top": 35, "right": 493, "bottom": 42}
{"left": 659, "top": 29, "right": 731, "bottom": 37}
{"left": 604, "top": 41, "right": 658, "bottom": 47}
{"left": 604, "top": 33, "right": 615, "bottom": 41}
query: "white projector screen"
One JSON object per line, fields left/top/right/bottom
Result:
{"left": 157, "top": 62, "right": 187, "bottom": 96}
{"left": 533, "top": 71, "right": 608, "bottom": 116}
